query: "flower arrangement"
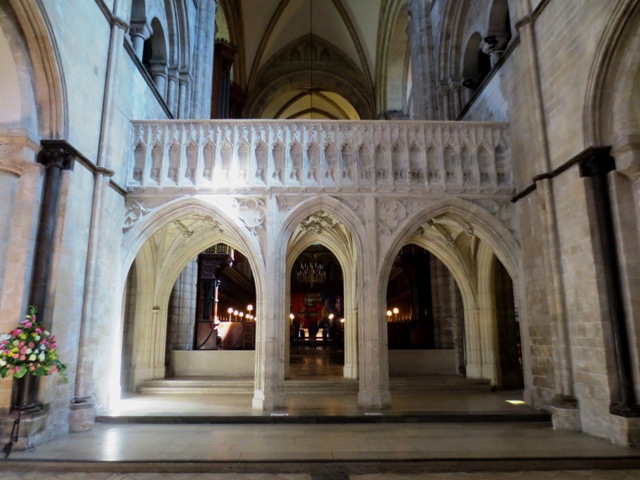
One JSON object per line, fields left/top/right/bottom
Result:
{"left": 0, "top": 306, "right": 67, "bottom": 381}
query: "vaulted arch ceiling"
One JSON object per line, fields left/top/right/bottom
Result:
{"left": 226, "top": 0, "right": 382, "bottom": 118}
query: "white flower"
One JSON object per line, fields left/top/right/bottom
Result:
{"left": 0, "top": 359, "right": 6, "bottom": 366}
{"left": 29, "top": 354, "right": 36, "bottom": 362}
{"left": 0, "top": 334, "right": 9, "bottom": 341}
{"left": 34, "top": 335, "right": 41, "bottom": 341}
{"left": 38, "top": 352, "right": 45, "bottom": 362}
{"left": 26, "top": 348, "right": 32, "bottom": 354}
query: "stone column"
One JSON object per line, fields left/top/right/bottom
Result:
{"left": 21, "top": 141, "right": 76, "bottom": 409}
{"left": 579, "top": 147, "right": 640, "bottom": 418}
{"left": 167, "top": 260, "right": 197, "bottom": 357}
{"left": 71, "top": 7, "right": 127, "bottom": 432}
{"left": 439, "top": 82, "right": 451, "bottom": 120}
{"left": 150, "top": 62, "right": 168, "bottom": 99}
{"left": 190, "top": 0, "right": 217, "bottom": 119}
{"left": 129, "top": 20, "right": 152, "bottom": 61}
{"left": 449, "top": 78, "right": 462, "bottom": 118}
{"left": 178, "top": 71, "right": 190, "bottom": 119}
{"left": 252, "top": 197, "right": 285, "bottom": 410}
{"left": 167, "top": 67, "right": 179, "bottom": 116}
{"left": 406, "top": 0, "right": 437, "bottom": 119}
{"left": 357, "top": 197, "right": 391, "bottom": 409}
{"left": 0, "top": 140, "right": 38, "bottom": 411}
{"left": 515, "top": 4, "right": 578, "bottom": 429}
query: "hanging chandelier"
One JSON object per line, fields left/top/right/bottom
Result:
{"left": 296, "top": 259, "right": 327, "bottom": 287}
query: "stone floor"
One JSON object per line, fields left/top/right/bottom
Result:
{"left": 1, "top": 352, "right": 639, "bottom": 479}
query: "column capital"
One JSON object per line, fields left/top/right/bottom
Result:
{"left": 38, "top": 140, "right": 79, "bottom": 171}
{"left": 129, "top": 20, "right": 152, "bottom": 41}
{"left": 578, "top": 146, "right": 615, "bottom": 177}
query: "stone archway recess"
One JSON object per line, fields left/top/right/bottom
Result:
{"left": 119, "top": 198, "right": 266, "bottom": 399}
{"left": 379, "top": 199, "right": 521, "bottom": 389}
{"left": 583, "top": 0, "right": 640, "bottom": 407}
{"left": 286, "top": 210, "right": 358, "bottom": 380}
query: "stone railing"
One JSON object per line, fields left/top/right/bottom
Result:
{"left": 127, "top": 120, "right": 512, "bottom": 192}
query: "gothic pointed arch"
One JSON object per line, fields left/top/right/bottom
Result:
{"left": 1, "top": 0, "right": 67, "bottom": 138}
{"left": 246, "top": 34, "right": 374, "bottom": 119}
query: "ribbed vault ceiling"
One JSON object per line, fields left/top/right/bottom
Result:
{"left": 218, "top": 0, "right": 387, "bottom": 119}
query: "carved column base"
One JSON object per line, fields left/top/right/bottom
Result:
{"left": 1, "top": 410, "right": 47, "bottom": 452}
{"left": 69, "top": 397, "right": 96, "bottom": 433}
{"left": 551, "top": 394, "right": 581, "bottom": 432}
{"left": 251, "top": 388, "right": 286, "bottom": 411}
{"left": 357, "top": 388, "right": 391, "bottom": 410}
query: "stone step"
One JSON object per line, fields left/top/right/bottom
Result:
{"left": 138, "top": 375, "right": 491, "bottom": 395}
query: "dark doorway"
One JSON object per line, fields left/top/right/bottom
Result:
{"left": 289, "top": 244, "right": 344, "bottom": 377}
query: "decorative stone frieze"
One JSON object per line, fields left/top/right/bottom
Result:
{"left": 128, "top": 120, "right": 513, "bottom": 195}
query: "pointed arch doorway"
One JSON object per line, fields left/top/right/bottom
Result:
{"left": 285, "top": 210, "right": 358, "bottom": 382}
{"left": 288, "top": 244, "right": 345, "bottom": 379}
{"left": 386, "top": 236, "right": 522, "bottom": 390}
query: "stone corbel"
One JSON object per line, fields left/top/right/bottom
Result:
{"left": 0, "top": 136, "right": 40, "bottom": 176}
{"left": 612, "top": 135, "right": 640, "bottom": 180}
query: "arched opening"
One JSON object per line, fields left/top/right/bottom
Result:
{"left": 247, "top": 35, "right": 374, "bottom": 119}
{"left": 494, "top": 258, "right": 522, "bottom": 389}
{"left": 121, "top": 239, "right": 260, "bottom": 391}
{"left": 386, "top": 244, "right": 465, "bottom": 377}
{"left": 462, "top": 32, "right": 491, "bottom": 97}
{"left": 143, "top": 17, "right": 168, "bottom": 96}
{"left": 487, "top": 0, "right": 512, "bottom": 50}
{"left": 288, "top": 244, "right": 344, "bottom": 378}
{"left": 119, "top": 204, "right": 265, "bottom": 398}
{"left": 263, "top": 89, "right": 360, "bottom": 120}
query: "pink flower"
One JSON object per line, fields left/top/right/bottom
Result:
{"left": 28, "top": 342, "right": 35, "bottom": 348}
{"left": 50, "top": 365, "right": 58, "bottom": 373}
{"left": 35, "top": 327, "right": 42, "bottom": 334}
{"left": 19, "top": 355, "right": 26, "bottom": 361}
{"left": 29, "top": 365, "right": 35, "bottom": 371}
{"left": 11, "top": 329, "right": 22, "bottom": 336}
{"left": 24, "top": 322, "right": 32, "bottom": 328}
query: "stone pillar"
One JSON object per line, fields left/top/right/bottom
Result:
{"left": 514, "top": 5, "right": 578, "bottom": 428}
{"left": 167, "top": 67, "right": 179, "bottom": 116}
{"left": 20, "top": 141, "right": 76, "bottom": 410}
{"left": 406, "top": 0, "right": 437, "bottom": 119}
{"left": 178, "top": 71, "right": 190, "bottom": 119}
{"left": 190, "top": 0, "right": 217, "bottom": 119}
{"left": 579, "top": 147, "right": 640, "bottom": 418}
{"left": 252, "top": 197, "right": 285, "bottom": 410}
{"left": 439, "top": 82, "right": 451, "bottom": 120}
{"left": 129, "top": 20, "right": 152, "bottom": 61}
{"left": 0, "top": 140, "right": 38, "bottom": 412}
{"left": 150, "top": 62, "right": 168, "bottom": 99}
{"left": 71, "top": 9, "right": 127, "bottom": 432}
{"left": 449, "top": 78, "right": 462, "bottom": 118}
{"left": 464, "top": 307, "right": 484, "bottom": 380}
{"left": 168, "top": 260, "right": 197, "bottom": 353}
{"left": 357, "top": 197, "right": 391, "bottom": 409}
